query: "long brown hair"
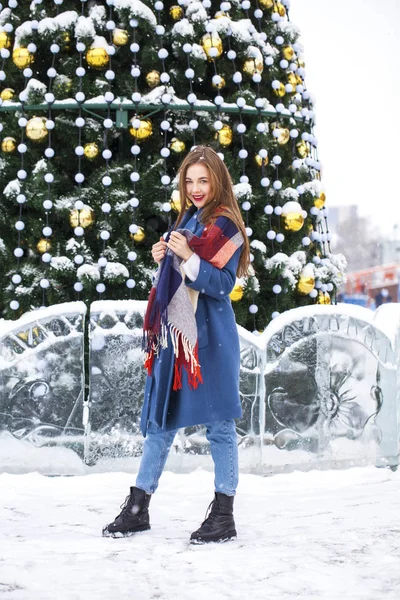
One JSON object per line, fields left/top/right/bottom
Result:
{"left": 175, "top": 145, "right": 250, "bottom": 278}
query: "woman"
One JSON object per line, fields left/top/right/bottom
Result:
{"left": 103, "top": 146, "right": 250, "bottom": 544}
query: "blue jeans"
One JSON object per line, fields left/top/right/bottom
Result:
{"left": 136, "top": 419, "right": 239, "bottom": 496}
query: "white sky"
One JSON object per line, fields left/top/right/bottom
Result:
{"left": 290, "top": 0, "right": 400, "bottom": 234}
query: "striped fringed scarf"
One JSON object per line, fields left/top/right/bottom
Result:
{"left": 142, "top": 213, "right": 244, "bottom": 391}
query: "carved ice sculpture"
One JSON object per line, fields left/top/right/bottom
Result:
{"left": 238, "top": 304, "right": 399, "bottom": 474}
{"left": 0, "top": 300, "right": 399, "bottom": 475}
{"left": 86, "top": 300, "right": 147, "bottom": 465}
{"left": 0, "top": 302, "right": 86, "bottom": 473}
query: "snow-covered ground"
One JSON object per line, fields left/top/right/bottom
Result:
{"left": 1, "top": 467, "right": 400, "bottom": 599}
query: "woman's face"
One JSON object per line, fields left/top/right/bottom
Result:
{"left": 185, "top": 163, "right": 213, "bottom": 209}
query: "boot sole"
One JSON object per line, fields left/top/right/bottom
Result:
{"left": 190, "top": 531, "right": 237, "bottom": 545}
{"left": 102, "top": 524, "right": 150, "bottom": 538}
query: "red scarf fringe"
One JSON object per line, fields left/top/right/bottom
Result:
{"left": 145, "top": 337, "right": 203, "bottom": 391}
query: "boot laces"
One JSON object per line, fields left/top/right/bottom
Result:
{"left": 115, "top": 494, "right": 136, "bottom": 521}
{"left": 201, "top": 498, "right": 220, "bottom": 527}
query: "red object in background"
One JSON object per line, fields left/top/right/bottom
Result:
{"left": 345, "top": 263, "right": 400, "bottom": 305}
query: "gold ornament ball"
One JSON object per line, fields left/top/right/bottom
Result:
{"left": 1, "top": 136, "right": 17, "bottom": 153}
{"left": 26, "top": 117, "right": 48, "bottom": 142}
{"left": 170, "top": 138, "right": 186, "bottom": 153}
{"left": 282, "top": 212, "right": 304, "bottom": 232}
{"left": 259, "top": 0, "right": 274, "bottom": 7}
{"left": 316, "top": 292, "right": 331, "bottom": 305}
{"left": 283, "top": 46, "right": 295, "bottom": 61}
{"left": 297, "top": 275, "right": 315, "bottom": 295}
{"left": 229, "top": 283, "right": 244, "bottom": 302}
{"left": 0, "top": 31, "right": 11, "bottom": 49}
{"left": 86, "top": 47, "right": 109, "bottom": 69}
{"left": 84, "top": 142, "right": 99, "bottom": 160}
{"left": 296, "top": 140, "right": 309, "bottom": 158}
{"left": 298, "top": 59, "right": 305, "bottom": 68}
{"left": 201, "top": 32, "right": 223, "bottom": 60}
{"left": 217, "top": 124, "right": 233, "bottom": 147}
{"left": 277, "top": 127, "right": 290, "bottom": 145}
{"left": 212, "top": 76, "right": 226, "bottom": 89}
{"left": 170, "top": 190, "right": 181, "bottom": 212}
{"left": 132, "top": 226, "right": 146, "bottom": 243}
{"left": 243, "top": 58, "right": 263, "bottom": 76}
{"left": 113, "top": 28, "right": 129, "bottom": 46}
{"left": 255, "top": 154, "right": 269, "bottom": 167}
{"left": 0, "top": 88, "right": 14, "bottom": 101}
{"left": 146, "top": 70, "right": 161, "bottom": 88}
{"left": 273, "top": 82, "right": 286, "bottom": 97}
{"left": 70, "top": 207, "right": 94, "bottom": 229}
{"left": 274, "top": 2, "right": 286, "bottom": 16}
{"left": 37, "top": 238, "right": 51, "bottom": 254}
{"left": 215, "top": 11, "right": 230, "bottom": 18}
{"left": 12, "top": 47, "right": 34, "bottom": 69}
{"left": 282, "top": 202, "right": 305, "bottom": 232}
{"left": 129, "top": 118, "right": 153, "bottom": 140}
{"left": 314, "top": 192, "right": 326, "bottom": 209}
{"left": 287, "top": 72, "right": 298, "bottom": 87}
{"left": 169, "top": 5, "right": 184, "bottom": 20}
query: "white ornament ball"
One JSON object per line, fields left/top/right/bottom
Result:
{"left": 249, "top": 304, "right": 258, "bottom": 314}
{"left": 98, "top": 257, "right": 108, "bottom": 268}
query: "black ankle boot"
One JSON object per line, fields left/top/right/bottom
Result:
{"left": 190, "top": 492, "right": 237, "bottom": 544}
{"left": 102, "top": 486, "right": 151, "bottom": 538}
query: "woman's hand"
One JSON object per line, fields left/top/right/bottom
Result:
{"left": 167, "top": 231, "right": 194, "bottom": 261}
{"left": 151, "top": 237, "right": 168, "bottom": 264}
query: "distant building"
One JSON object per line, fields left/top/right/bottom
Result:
{"left": 328, "top": 205, "right": 359, "bottom": 234}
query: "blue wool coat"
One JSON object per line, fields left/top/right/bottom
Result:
{"left": 140, "top": 207, "right": 243, "bottom": 435}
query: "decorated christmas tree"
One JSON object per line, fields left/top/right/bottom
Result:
{"left": 0, "top": 0, "right": 345, "bottom": 330}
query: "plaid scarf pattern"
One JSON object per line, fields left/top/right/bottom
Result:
{"left": 143, "top": 214, "right": 244, "bottom": 391}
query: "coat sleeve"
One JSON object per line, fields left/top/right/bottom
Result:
{"left": 184, "top": 246, "right": 241, "bottom": 299}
